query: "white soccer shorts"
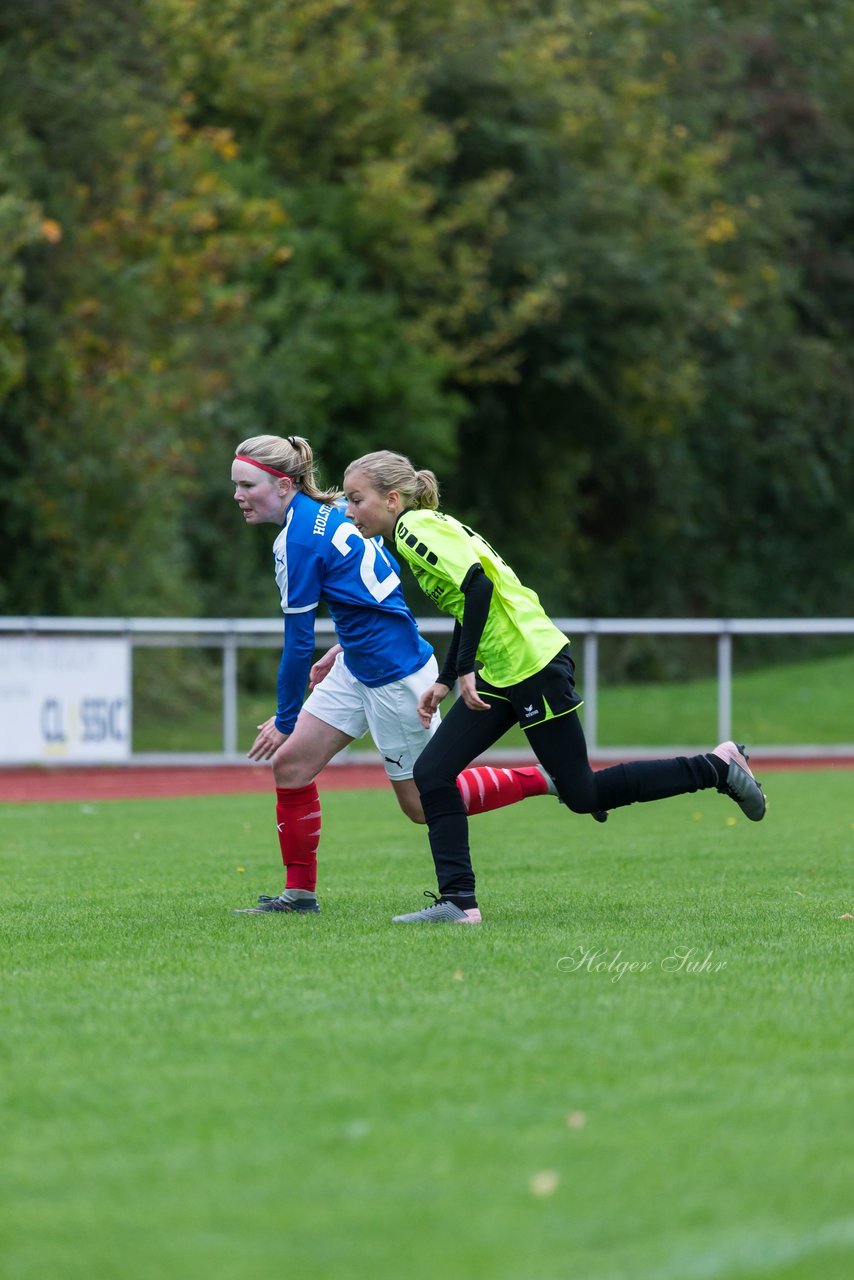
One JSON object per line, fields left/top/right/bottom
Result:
{"left": 302, "top": 652, "right": 441, "bottom": 780}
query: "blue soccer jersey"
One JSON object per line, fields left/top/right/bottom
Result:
{"left": 272, "top": 492, "right": 433, "bottom": 733}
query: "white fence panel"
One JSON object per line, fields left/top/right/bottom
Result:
{"left": 0, "top": 636, "right": 130, "bottom": 764}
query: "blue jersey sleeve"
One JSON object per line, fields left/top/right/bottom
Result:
{"left": 274, "top": 612, "right": 317, "bottom": 735}
{"left": 272, "top": 508, "right": 324, "bottom": 734}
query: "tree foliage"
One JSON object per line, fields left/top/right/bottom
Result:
{"left": 1, "top": 0, "right": 851, "bottom": 623}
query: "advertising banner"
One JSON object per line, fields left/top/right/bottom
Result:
{"left": 0, "top": 638, "right": 131, "bottom": 763}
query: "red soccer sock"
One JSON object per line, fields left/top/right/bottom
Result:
{"left": 456, "top": 765, "right": 550, "bottom": 817}
{"left": 275, "top": 784, "right": 321, "bottom": 893}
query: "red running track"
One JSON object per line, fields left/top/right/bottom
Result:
{"left": 0, "top": 764, "right": 385, "bottom": 804}
{"left": 0, "top": 756, "right": 850, "bottom": 804}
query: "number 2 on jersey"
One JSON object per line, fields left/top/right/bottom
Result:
{"left": 331, "top": 524, "right": 400, "bottom": 602}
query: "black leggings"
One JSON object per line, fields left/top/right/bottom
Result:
{"left": 413, "top": 698, "right": 719, "bottom": 900}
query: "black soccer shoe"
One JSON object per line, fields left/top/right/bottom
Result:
{"left": 710, "top": 741, "right": 767, "bottom": 822}
{"left": 233, "top": 893, "right": 321, "bottom": 915}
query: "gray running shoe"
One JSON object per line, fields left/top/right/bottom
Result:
{"left": 711, "top": 741, "right": 766, "bottom": 821}
{"left": 539, "top": 766, "right": 559, "bottom": 796}
{"left": 392, "top": 891, "right": 482, "bottom": 924}
{"left": 233, "top": 893, "right": 320, "bottom": 915}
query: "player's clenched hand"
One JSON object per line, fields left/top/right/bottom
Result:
{"left": 309, "top": 644, "right": 341, "bottom": 691}
{"left": 457, "top": 672, "right": 490, "bottom": 713}
{"left": 417, "top": 682, "right": 450, "bottom": 729}
{"left": 248, "top": 716, "right": 288, "bottom": 761}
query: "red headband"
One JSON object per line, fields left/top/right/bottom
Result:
{"left": 234, "top": 455, "right": 292, "bottom": 480}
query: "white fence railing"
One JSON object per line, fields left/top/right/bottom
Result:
{"left": 2, "top": 616, "right": 853, "bottom": 764}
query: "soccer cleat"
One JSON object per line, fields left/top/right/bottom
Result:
{"left": 392, "top": 891, "right": 482, "bottom": 924}
{"left": 233, "top": 893, "right": 321, "bottom": 915}
{"left": 711, "top": 741, "right": 766, "bottom": 821}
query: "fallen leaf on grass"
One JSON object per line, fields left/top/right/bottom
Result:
{"left": 529, "top": 1170, "right": 560, "bottom": 1197}
{"left": 566, "top": 1111, "right": 587, "bottom": 1129}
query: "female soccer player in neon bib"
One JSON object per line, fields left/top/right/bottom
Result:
{"left": 231, "top": 435, "right": 559, "bottom": 914}
{"left": 343, "top": 450, "right": 767, "bottom": 925}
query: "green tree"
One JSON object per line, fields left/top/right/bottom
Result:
{"left": 153, "top": 0, "right": 569, "bottom": 613}
{"left": 641, "top": 0, "right": 854, "bottom": 617}
{"left": 0, "top": 1, "right": 288, "bottom": 613}
{"left": 1, "top": 0, "right": 851, "bottom": 629}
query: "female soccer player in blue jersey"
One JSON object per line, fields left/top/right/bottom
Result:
{"left": 343, "top": 450, "right": 767, "bottom": 925}
{"left": 231, "top": 434, "right": 557, "bottom": 914}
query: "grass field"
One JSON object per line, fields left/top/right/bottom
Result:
{"left": 2, "top": 773, "right": 853, "bottom": 1279}
{"left": 596, "top": 649, "right": 854, "bottom": 747}
{"left": 132, "top": 649, "right": 854, "bottom": 754}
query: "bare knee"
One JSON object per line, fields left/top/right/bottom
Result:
{"left": 391, "top": 779, "right": 426, "bottom": 823}
{"left": 400, "top": 800, "right": 427, "bottom": 824}
{"left": 272, "top": 746, "right": 317, "bottom": 790}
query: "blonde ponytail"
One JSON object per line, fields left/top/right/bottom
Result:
{"left": 344, "top": 450, "right": 440, "bottom": 511}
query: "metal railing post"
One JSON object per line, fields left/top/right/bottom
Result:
{"left": 223, "top": 632, "right": 238, "bottom": 757}
{"left": 583, "top": 631, "right": 598, "bottom": 753}
{"left": 717, "top": 630, "right": 732, "bottom": 745}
